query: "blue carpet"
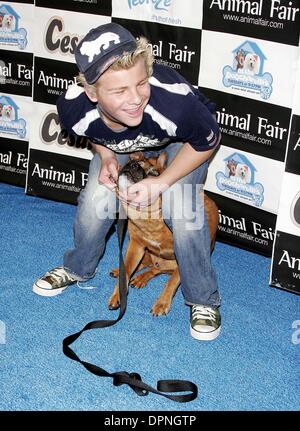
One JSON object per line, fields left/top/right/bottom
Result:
{"left": 0, "top": 181, "right": 299, "bottom": 411}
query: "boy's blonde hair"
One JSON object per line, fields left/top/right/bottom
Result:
{"left": 77, "top": 36, "right": 153, "bottom": 94}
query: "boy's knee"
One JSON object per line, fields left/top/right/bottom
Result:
{"left": 162, "top": 183, "right": 203, "bottom": 215}
{"left": 77, "top": 184, "right": 117, "bottom": 222}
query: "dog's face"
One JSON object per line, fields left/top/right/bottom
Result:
{"left": 244, "top": 53, "right": 260, "bottom": 74}
{"left": 118, "top": 152, "right": 167, "bottom": 192}
{"left": 236, "top": 164, "right": 248, "bottom": 178}
{"left": 2, "top": 104, "right": 13, "bottom": 119}
{"left": 235, "top": 164, "right": 249, "bottom": 183}
{"left": 3, "top": 15, "right": 14, "bottom": 29}
{"left": 227, "top": 159, "right": 238, "bottom": 176}
{"left": 235, "top": 49, "right": 245, "bottom": 66}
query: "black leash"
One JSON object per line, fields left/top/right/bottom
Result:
{"left": 62, "top": 209, "right": 198, "bottom": 403}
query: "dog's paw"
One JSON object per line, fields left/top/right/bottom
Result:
{"left": 151, "top": 300, "right": 171, "bottom": 317}
{"left": 108, "top": 292, "right": 120, "bottom": 310}
{"left": 109, "top": 268, "right": 119, "bottom": 278}
{"left": 130, "top": 272, "right": 150, "bottom": 289}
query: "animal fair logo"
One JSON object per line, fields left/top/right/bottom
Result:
{"left": 0, "top": 3, "right": 27, "bottom": 49}
{"left": 222, "top": 40, "right": 273, "bottom": 100}
{"left": 0, "top": 95, "right": 26, "bottom": 139}
{"left": 216, "top": 152, "right": 264, "bottom": 207}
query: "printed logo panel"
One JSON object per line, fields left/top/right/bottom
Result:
{"left": 0, "top": 2, "right": 34, "bottom": 52}
{"left": 0, "top": 136, "right": 28, "bottom": 186}
{"left": 285, "top": 114, "right": 300, "bottom": 176}
{"left": 35, "top": 0, "right": 112, "bottom": 16}
{"left": 207, "top": 191, "right": 276, "bottom": 256}
{"left": 27, "top": 148, "right": 90, "bottom": 204}
{"left": 112, "top": 0, "right": 202, "bottom": 30}
{"left": 203, "top": 0, "right": 300, "bottom": 46}
{"left": 205, "top": 145, "right": 285, "bottom": 214}
{"left": 29, "top": 101, "right": 92, "bottom": 160}
{"left": 0, "top": 93, "right": 31, "bottom": 141}
{"left": 271, "top": 231, "right": 300, "bottom": 295}
{"left": 275, "top": 172, "right": 300, "bottom": 237}
{"left": 34, "top": 7, "right": 110, "bottom": 63}
{"left": 0, "top": 49, "right": 33, "bottom": 97}
{"left": 33, "top": 57, "right": 78, "bottom": 106}
{"left": 199, "top": 31, "right": 298, "bottom": 108}
{"left": 200, "top": 87, "right": 291, "bottom": 162}
{"left": 113, "top": 17, "right": 201, "bottom": 85}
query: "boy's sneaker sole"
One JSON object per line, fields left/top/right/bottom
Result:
{"left": 190, "top": 325, "right": 221, "bottom": 341}
{"left": 32, "top": 283, "right": 72, "bottom": 297}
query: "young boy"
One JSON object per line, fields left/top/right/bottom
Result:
{"left": 33, "top": 23, "right": 221, "bottom": 341}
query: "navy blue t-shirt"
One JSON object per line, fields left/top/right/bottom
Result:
{"left": 57, "top": 64, "right": 220, "bottom": 153}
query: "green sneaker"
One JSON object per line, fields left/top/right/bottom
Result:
{"left": 32, "top": 267, "right": 77, "bottom": 297}
{"left": 190, "top": 305, "right": 221, "bottom": 341}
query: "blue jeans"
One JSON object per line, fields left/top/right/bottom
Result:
{"left": 64, "top": 142, "right": 220, "bottom": 307}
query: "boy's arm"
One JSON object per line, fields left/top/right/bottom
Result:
{"left": 91, "top": 143, "right": 116, "bottom": 161}
{"left": 157, "top": 140, "right": 220, "bottom": 190}
{"left": 91, "top": 143, "right": 119, "bottom": 190}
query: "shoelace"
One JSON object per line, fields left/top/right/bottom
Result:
{"left": 46, "top": 267, "right": 74, "bottom": 284}
{"left": 192, "top": 306, "right": 217, "bottom": 322}
{"left": 76, "top": 281, "right": 97, "bottom": 290}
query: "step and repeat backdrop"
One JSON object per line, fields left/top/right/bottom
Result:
{"left": 0, "top": 0, "right": 34, "bottom": 186}
{"left": 0, "top": 0, "right": 299, "bottom": 294}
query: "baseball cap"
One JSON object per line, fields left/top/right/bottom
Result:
{"left": 75, "top": 23, "right": 137, "bottom": 84}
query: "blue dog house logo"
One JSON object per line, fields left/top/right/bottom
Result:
{"left": 0, "top": 95, "right": 27, "bottom": 139}
{"left": 0, "top": 3, "right": 27, "bottom": 49}
{"left": 222, "top": 40, "right": 273, "bottom": 100}
{"left": 216, "top": 152, "right": 264, "bottom": 207}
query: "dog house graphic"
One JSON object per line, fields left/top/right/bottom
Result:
{"left": 0, "top": 95, "right": 18, "bottom": 121}
{"left": 233, "top": 40, "right": 267, "bottom": 76}
{"left": 0, "top": 95, "right": 26, "bottom": 138}
{"left": 216, "top": 152, "right": 264, "bottom": 206}
{"left": 0, "top": 4, "right": 20, "bottom": 32}
{"left": 224, "top": 152, "right": 257, "bottom": 184}
{"left": 0, "top": 4, "right": 27, "bottom": 50}
{"left": 223, "top": 39, "right": 272, "bottom": 100}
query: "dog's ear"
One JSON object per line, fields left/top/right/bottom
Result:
{"left": 129, "top": 151, "right": 144, "bottom": 161}
{"left": 156, "top": 152, "right": 168, "bottom": 173}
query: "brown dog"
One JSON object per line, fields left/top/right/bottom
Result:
{"left": 108, "top": 152, "right": 219, "bottom": 316}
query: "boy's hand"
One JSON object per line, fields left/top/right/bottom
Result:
{"left": 118, "top": 177, "right": 168, "bottom": 208}
{"left": 99, "top": 156, "right": 119, "bottom": 191}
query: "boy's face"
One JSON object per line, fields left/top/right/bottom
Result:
{"left": 86, "top": 57, "right": 151, "bottom": 129}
